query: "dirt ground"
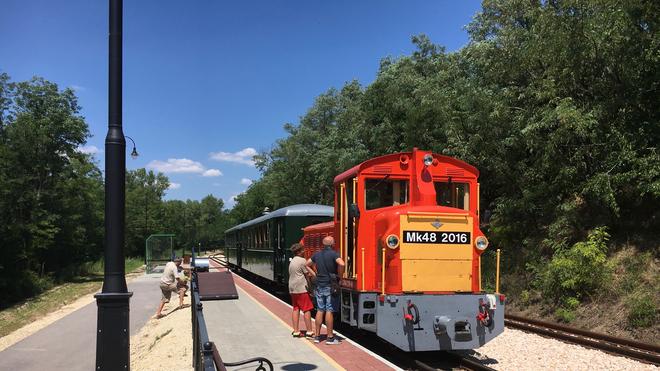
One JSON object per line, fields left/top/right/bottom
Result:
{"left": 131, "top": 293, "right": 193, "bottom": 371}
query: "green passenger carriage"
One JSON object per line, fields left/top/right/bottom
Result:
{"left": 224, "top": 204, "right": 333, "bottom": 285}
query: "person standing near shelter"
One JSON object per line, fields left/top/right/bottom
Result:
{"left": 154, "top": 257, "right": 185, "bottom": 319}
{"left": 288, "top": 243, "right": 314, "bottom": 338}
{"left": 306, "top": 236, "right": 345, "bottom": 345}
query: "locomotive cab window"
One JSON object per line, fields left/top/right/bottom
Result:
{"left": 365, "top": 178, "right": 409, "bottom": 210}
{"left": 435, "top": 181, "right": 469, "bottom": 211}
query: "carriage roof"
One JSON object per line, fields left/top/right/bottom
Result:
{"left": 225, "top": 204, "right": 333, "bottom": 233}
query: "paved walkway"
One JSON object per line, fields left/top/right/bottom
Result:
{"left": 204, "top": 262, "right": 400, "bottom": 371}
{"left": 204, "top": 284, "right": 339, "bottom": 370}
{"left": 0, "top": 274, "right": 161, "bottom": 371}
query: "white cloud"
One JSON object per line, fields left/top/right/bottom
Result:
{"left": 202, "top": 169, "right": 223, "bottom": 177}
{"left": 209, "top": 147, "right": 257, "bottom": 166}
{"left": 240, "top": 178, "right": 252, "bottom": 186}
{"left": 147, "top": 158, "right": 205, "bottom": 174}
{"left": 78, "top": 145, "right": 101, "bottom": 154}
{"left": 168, "top": 182, "right": 181, "bottom": 190}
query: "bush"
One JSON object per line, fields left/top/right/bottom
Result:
{"left": 563, "top": 297, "right": 580, "bottom": 310}
{"left": 627, "top": 294, "right": 657, "bottom": 328}
{"left": 519, "top": 290, "right": 531, "bottom": 305}
{"left": 555, "top": 308, "right": 576, "bottom": 323}
{"left": 12, "top": 271, "right": 54, "bottom": 304}
{"left": 541, "top": 227, "right": 611, "bottom": 302}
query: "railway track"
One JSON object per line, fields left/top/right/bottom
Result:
{"left": 411, "top": 352, "right": 497, "bottom": 371}
{"left": 207, "top": 255, "right": 494, "bottom": 370}
{"left": 505, "top": 314, "right": 660, "bottom": 366}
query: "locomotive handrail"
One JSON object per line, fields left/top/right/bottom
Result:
{"left": 381, "top": 247, "right": 386, "bottom": 295}
{"left": 352, "top": 178, "right": 358, "bottom": 278}
{"left": 340, "top": 182, "right": 345, "bottom": 278}
{"left": 406, "top": 211, "right": 469, "bottom": 217}
{"left": 361, "top": 247, "right": 365, "bottom": 290}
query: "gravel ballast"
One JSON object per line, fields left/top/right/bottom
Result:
{"left": 473, "top": 328, "right": 659, "bottom": 370}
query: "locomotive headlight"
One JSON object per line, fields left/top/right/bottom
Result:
{"left": 386, "top": 234, "right": 400, "bottom": 249}
{"left": 475, "top": 236, "right": 489, "bottom": 250}
{"left": 423, "top": 154, "right": 433, "bottom": 166}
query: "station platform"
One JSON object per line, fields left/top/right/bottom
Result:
{"left": 204, "top": 263, "right": 401, "bottom": 370}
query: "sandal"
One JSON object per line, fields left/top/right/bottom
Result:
{"left": 304, "top": 332, "right": 315, "bottom": 339}
{"left": 291, "top": 331, "right": 303, "bottom": 338}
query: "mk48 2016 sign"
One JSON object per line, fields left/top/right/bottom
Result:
{"left": 403, "top": 231, "right": 471, "bottom": 244}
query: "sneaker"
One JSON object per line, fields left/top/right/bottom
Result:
{"left": 313, "top": 336, "right": 322, "bottom": 343}
{"left": 325, "top": 337, "right": 340, "bottom": 345}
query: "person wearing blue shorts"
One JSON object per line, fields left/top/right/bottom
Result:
{"left": 306, "top": 236, "right": 345, "bottom": 345}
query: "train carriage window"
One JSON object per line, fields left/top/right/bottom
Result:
{"left": 365, "top": 179, "right": 409, "bottom": 210}
{"left": 434, "top": 181, "right": 469, "bottom": 210}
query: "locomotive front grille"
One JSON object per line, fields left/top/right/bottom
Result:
{"left": 399, "top": 213, "right": 473, "bottom": 292}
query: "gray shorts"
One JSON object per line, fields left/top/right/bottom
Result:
{"left": 160, "top": 282, "right": 178, "bottom": 303}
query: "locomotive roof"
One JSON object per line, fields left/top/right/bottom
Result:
{"left": 225, "top": 204, "right": 333, "bottom": 233}
{"left": 333, "top": 151, "right": 479, "bottom": 184}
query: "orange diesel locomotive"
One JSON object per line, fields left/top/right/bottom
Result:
{"left": 302, "top": 148, "right": 504, "bottom": 351}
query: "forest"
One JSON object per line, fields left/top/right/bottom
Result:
{"left": 0, "top": 75, "right": 230, "bottom": 305}
{"left": 0, "top": 0, "right": 657, "bottom": 332}
{"left": 232, "top": 0, "right": 659, "bottom": 331}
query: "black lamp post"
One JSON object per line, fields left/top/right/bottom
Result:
{"left": 95, "top": 0, "right": 133, "bottom": 369}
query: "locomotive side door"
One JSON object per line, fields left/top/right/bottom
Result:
{"left": 340, "top": 177, "right": 358, "bottom": 279}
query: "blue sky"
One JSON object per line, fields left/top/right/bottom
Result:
{"left": 1, "top": 0, "right": 481, "bottom": 208}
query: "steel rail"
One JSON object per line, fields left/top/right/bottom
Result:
{"left": 393, "top": 348, "right": 498, "bottom": 371}
{"left": 505, "top": 314, "right": 660, "bottom": 366}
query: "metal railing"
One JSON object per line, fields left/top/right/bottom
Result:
{"left": 191, "top": 279, "right": 216, "bottom": 370}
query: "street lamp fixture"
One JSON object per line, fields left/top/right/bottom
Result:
{"left": 125, "top": 135, "right": 139, "bottom": 159}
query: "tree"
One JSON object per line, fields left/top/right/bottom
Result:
{"left": 233, "top": 0, "right": 659, "bottom": 272}
{"left": 0, "top": 75, "right": 103, "bottom": 304}
{"left": 125, "top": 168, "right": 169, "bottom": 257}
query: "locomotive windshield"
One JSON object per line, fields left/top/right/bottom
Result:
{"left": 434, "top": 181, "right": 470, "bottom": 210}
{"left": 365, "top": 178, "right": 409, "bottom": 210}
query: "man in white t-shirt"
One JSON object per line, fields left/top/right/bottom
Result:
{"left": 154, "top": 257, "right": 184, "bottom": 319}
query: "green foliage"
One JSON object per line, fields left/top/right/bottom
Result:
{"left": 0, "top": 74, "right": 103, "bottom": 305}
{"left": 554, "top": 308, "right": 576, "bottom": 323}
{"left": 12, "top": 271, "right": 54, "bottom": 303}
{"left": 563, "top": 297, "right": 580, "bottom": 310}
{"left": 229, "top": 0, "right": 660, "bottom": 277}
{"left": 124, "top": 168, "right": 231, "bottom": 255}
{"left": 618, "top": 251, "right": 653, "bottom": 293}
{"left": 0, "top": 73, "right": 228, "bottom": 306}
{"left": 626, "top": 293, "right": 658, "bottom": 328}
{"left": 541, "top": 227, "right": 611, "bottom": 301}
{"left": 519, "top": 290, "right": 531, "bottom": 305}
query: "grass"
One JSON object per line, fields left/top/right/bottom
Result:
{"left": 0, "top": 257, "right": 144, "bottom": 339}
{"left": 627, "top": 293, "right": 657, "bottom": 328}
{"left": 505, "top": 244, "right": 659, "bottom": 343}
